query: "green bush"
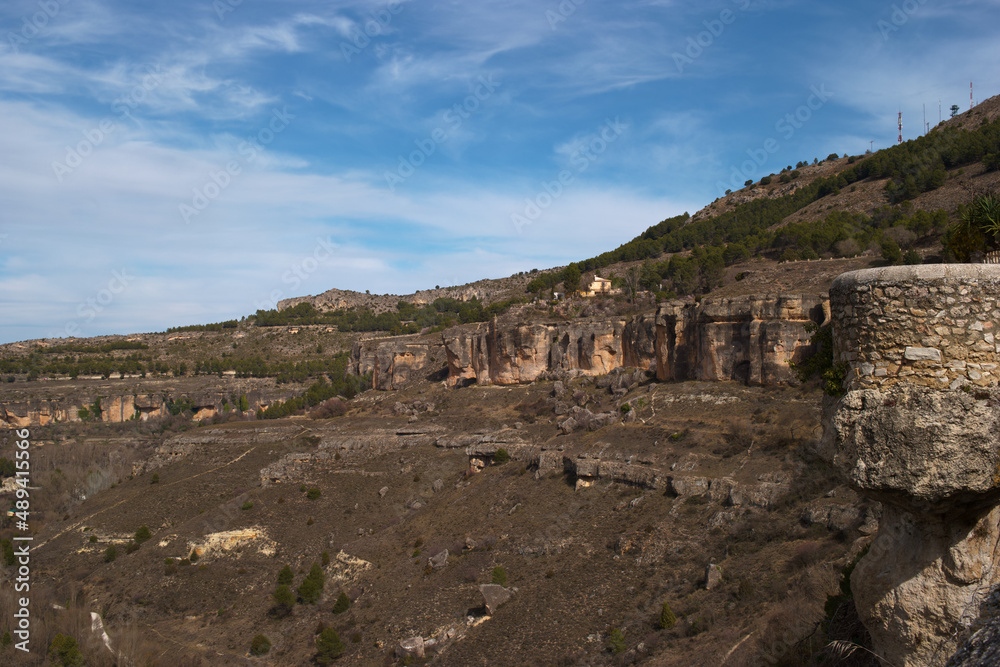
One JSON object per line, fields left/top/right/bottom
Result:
{"left": 89, "top": 535, "right": 97, "bottom": 543}
{"left": 277, "top": 564, "right": 294, "bottom": 586}
{"left": 271, "top": 584, "right": 295, "bottom": 618}
{"left": 491, "top": 566, "right": 508, "bottom": 587}
{"left": 241, "top": 501, "right": 253, "bottom": 511}
{"left": 150, "top": 473, "right": 159, "bottom": 484}
{"left": 189, "top": 549, "right": 199, "bottom": 562}
{"left": 48, "top": 633, "right": 84, "bottom": 666}
{"left": 494, "top": 448, "right": 510, "bottom": 464}
{"left": 125, "top": 541, "right": 140, "bottom": 555}
{"left": 297, "top": 562, "right": 325, "bottom": 604}
{"left": 659, "top": 601, "right": 677, "bottom": 630}
{"left": 332, "top": 591, "right": 351, "bottom": 614}
{"left": 134, "top": 525, "right": 152, "bottom": 543}
{"left": 315, "top": 628, "right": 345, "bottom": 664}
{"left": 322, "top": 551, "right": 331, "bottom": 566}
{"left": 608, "top": 627, "right": 626, "bottom": 654}
{"left": 903, "top": 248, "right": 922, "bottom": 265}
{"left": 249, "top": 634, "right": 271, "bottom": 656}
{"left": 759, "top": 176, "right": 772, "bottom": 186}
{"left": 104, "top": 545, "right": 117, "bottom": 563}
{"left": 306, "top": 487, "right": 321, "bottom": 500}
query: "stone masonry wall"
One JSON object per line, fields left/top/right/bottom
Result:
{"left": 831, "top": 265, "right": 1000, "bottom": 392}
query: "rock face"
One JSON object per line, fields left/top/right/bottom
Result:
{"left": 827, "top": 265, "right": 1000, "bottom": 667}
{"left": 655, "top": 294, "right": 827, "bottom": 385}
{"left": 356, "top": 295, "right": 826, "bottom": 390}
{"left": 442, "top": 316, "right": 656, "bottom": 387}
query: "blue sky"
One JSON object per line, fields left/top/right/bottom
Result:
{"left": 1, "top": 0, "right": 998, "bottom": 343}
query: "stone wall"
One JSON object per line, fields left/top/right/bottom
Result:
{"left": 825, "top": 264, "right": 1000, "bottom": 667}
{"left": 831, "top": 265, "right": 1000, "bottom": 392}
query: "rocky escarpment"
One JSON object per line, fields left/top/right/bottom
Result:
{"left": 0, "top": 389, "right": 279, "bottom": 429}
{"left": 655, "top": 294, "right": 828, "bottom": 385}
{"left": 826, "top": 265, "right": 1000, "bottom": 667}
{"left": 442, "top": 316, "right": 657, "bottom": 387}
{"left": 353, "top": 294, "right": 829, "bottom": 390}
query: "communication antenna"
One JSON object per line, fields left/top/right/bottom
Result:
{"left": 923, "top": 104, "right": 926, "bottom": 135}
{"left": 898, "top": 111, "right": 902, "bottom": 144}
{"left": 971, "top": 82, "right": 974, "bottom": 110}
{"left": 869, "top": 140, "right": 874, "bottom": 153}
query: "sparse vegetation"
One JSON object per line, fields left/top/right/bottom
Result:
{"left": 250, "top": 634, "right": 271, "bottom": 656}
{"left": 491, "top": 566, "right": 509, "bottom": 587}
{"left": 315, "top": 628, "right": 345, "bottom": 664}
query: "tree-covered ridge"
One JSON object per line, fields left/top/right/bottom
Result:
{"left": 526, "top": 116, "right": 1000, "bottom": 298}
{"left": 253, "top": 297, "right": 522, "bottom": 332}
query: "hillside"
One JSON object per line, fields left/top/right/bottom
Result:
{"left": 1, "top": 95, "right": 1000, "bottom": 667}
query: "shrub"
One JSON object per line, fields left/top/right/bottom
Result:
{"left": 608, "top": 627, "right": 626, "bottom": 654}
{"left": 903, "top": 248, "right": 922, "bottom": 265}
{"left": 89, "top": 535, "right": 97, "bottom": 543}
{"left": 491, "top": 566, "right": 509, "bottom": 587}
{"left": 880, "top": 238, "right": 903, "bottom": 265}
{"left": 332, "top": 591, "right": 351, "bottom": 614}
{"left": 271, "top": 584, "right": 295, "bottom": 618}
{"left": 277, "top": 564, "right": 294, "bottom": 586}
{"left": 660, "top": 601, "right": 677, "bottom": 630}
{"left": 48, "top": 633, "right": 84, "bottom": 666}
{"left": 150, "top": 473, "right": 159, "bottom": 484}
{"left": 249, "top": 634, "right": 271, "bottom": 656}
{"left": 104, "top": 545, "right": 117, "bottom": 563}
{"left": 179, "top": 558, "right": 190, "bottom": 566}
{"left": 307, "top": 487, "right": 321, "bottom": 500}
{"left": 241, "top": 501, "right": 253, "bottom": 511}
{"left": 494, "top": 448, "right": 510, "bottom": 464}
{"left": 315, "top": 628, "right": 345, "bottom": 664}
{"left": 165, "top": 558, "right": 174, "bottom": 565}
{"left": 189, "top": 549, "right": 199, "bottom": 562}
{"left": 322, "top": 551, "right": 331, "bottom": 566}
{"left": 759, "top": 176, "right": 772, "bottom": 186}
{"left": 298, "top": 562, "right": 325, "bottom": 604}
{"left": 125, "top": 541, "right": 140, "bottom": 555}
{"left": 134, "top": 525, "right": 152, "bottom": 543}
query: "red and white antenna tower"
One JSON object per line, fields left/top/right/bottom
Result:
{"left": 898, "top": 111, "right": 902, "bottom": 144}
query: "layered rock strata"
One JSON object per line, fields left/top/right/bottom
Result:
{"left": 655, "top": 294, "right": 828, "bottom": 385}
{"left": 442, "top": 316, "right": 656, "bottom": 387}
{"left": 355, "top": 295, "right": 827, "bottom": 390}
{"left": 827, "top": 265, "right": 1000, "bottom": 667}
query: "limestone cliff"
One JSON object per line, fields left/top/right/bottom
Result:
{"left": 0, "top": 389, "right": 278, "bottom": 429}
{"left": 655, "top": 294, "right": 828, "bottom": 385}
{"left": 826, "top": 265, "right": 1000, "bottom": 667}
{"left": 441, "top": 315, "right": 657, "bottom": 387}
{"left": 353, "top": 295, "right": 827, "bottom": 390}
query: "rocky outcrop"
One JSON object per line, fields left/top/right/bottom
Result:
{"left": 826, "top": 265, "right": 1000, "bottom": 667}
{"left": 357, "top": 295, "right": 825, "bottom": 390}
{"left": 442, "top": 316, "right": 657, "bottom": 387}
{"left": 0, "top": 390, "right": 275, "bottom": 429}
{"left": 655, "top": 294, "right": 828, "bottom": 385}
{"left": 351, "top": 337, "right": 443, "bottom": 390}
